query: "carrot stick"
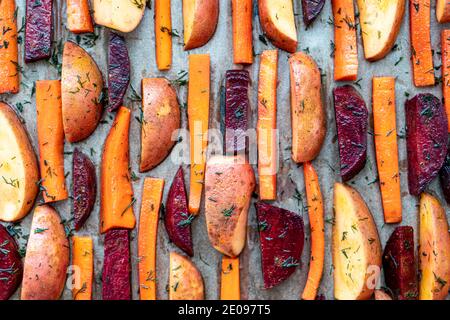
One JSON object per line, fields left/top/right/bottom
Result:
{"left": 257, "top": 49, "right": 278, "bottom": 200}
{"left": 232, "top": 0, "right": 253, "bottom": 64}
{"left": 441, "top": 30, "right": 450, "bottom": 131}
{"left": 72, "top": 236, "right": 94, "bottom": 300}
{"left": 372, "top": 77, "right": 402, "bottom": 223}
{"left": 155, "top": 0, "right": 172, "bottom": 70}
{"left": 66, "top": 0, "right": 94, "bottom": 34}
{"left": 436, "top": 0, "right": 450, "bottom": 23}
{"left": 0, "top": 0, "right": 19, "bottom": 94}
{"left": 220, "top": 255, "right": 240, "bottom": 300}
{"left": 410, "top": 0, "right": 435, "bottom": 87}
{"left": 138, "top": 177, "right": 164, "bottom": 300}
{"left": 332, "top": 0, "right": 358, "bottom": 81}
{"left": 301, "top": 162, "right": 325, "bottom": 300}
{"left": 100, "top": 106, "right": 136, "bottom": 233}
{"left": 188, "top": 54, "right": 210, "bottom": 215}
{"left": 36, "top": 80, "right": 68, "bottom": 203}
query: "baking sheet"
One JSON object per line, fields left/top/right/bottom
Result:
{"left": 3, "top": 0, "right": 449, "bottom": 300}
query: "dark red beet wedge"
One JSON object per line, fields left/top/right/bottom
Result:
{"left": 108, "top": 32, "right": 130, "bottom": 112}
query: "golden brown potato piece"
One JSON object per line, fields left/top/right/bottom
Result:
{"left": 169, "top": 252, "right": 204, "bottom": 300}
{"left": 183, "top": 0, "right": 219, "bottom": 50}
{"left": 92, "top": 0, "right": 145, "bottom": 33}
{"left": 289, "top": 52, "right": 326, "bottom": 163}
{"left": 419, "top": 193, "right": 450, "bottom": 300}
{"left": 258, "top": 0, "right": 297, "bottom": 53}
{"left": 0, "top": 102, "right": 38, "bottom": 222}
{"left": 61, "top": 41, "right": 104, "bottom": 143}
{"left": 374, "top": 289, "right": 392, "bottom": 300}
{"left": 204, "top": 155, "right": 255, "bottom": 257}
{"left": 140, "top": 78, "right": 181, "bottom": 172}
{"left": 21, "top": 205, "right": 69, "bottom": 300}
{"left": 357, "top": 0, "right": 406, "bottom": 61}
{"left": 333, "top": 182, "right": 382, "bottom": 300}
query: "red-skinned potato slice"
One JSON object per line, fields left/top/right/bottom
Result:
{"left": 165, "top": 167, "right": 194, "bottom": 256}
{"left": 93, "top": 0, "right": 145, "bottom": 33}
{"left": 169, "top": 252, "right": 204, "bottom": 300}
{"left": 61, "top": 41, "right": 104, "bottom": 143}
{"left": 0, "top": 224, "right": 23, "bottom": 300}
{"left": 183, "top": 0, "right": 219, "bottom": 50}
{"left": 108, "top": 32, "right": 130, "bottom": 112}
{"left": 255, "top": 201, "right": 304, "bottom": 289}
{"left": 72, "top": 148, "right": 96, "bottom": 230}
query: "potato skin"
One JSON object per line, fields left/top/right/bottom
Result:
{"left": 62, "top": 41, "right": 104, "bottom": 143}
{"left": 183, "top": 0, "right": 219, "bottom": 50}
{"left": 140, "top": 78, "right": 180, "bottom": 172}
{"left": 290, "top": 52, "right": 326, "bottom": 163}
{"left": 169, "top": 252, "right": 204, "bottom": 300}
{"left": 0, "top": 224, "right": 23, "bottom": 300}
{"left": 21, "top": 205, "right": 69, "bottom": 300}
{"left": 0, "top": 102, "right": 39, "bottom": 222}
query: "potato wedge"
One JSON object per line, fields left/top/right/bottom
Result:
{"left": 289, "top": 52, "right": 326, "bottom": 163}
{"left": 169, "top": 252, "right": 204, "bottom": 300}
{"left": 333, "top": 183, "right": 382, "bottom": 300}
{"left": 419, "top": 193, "right": 450, "bottom": 300}
{"left": 0, "top": 102, "right": 38, "bottom": 222}
{"left": 93, "top": 0, "right": 145, "bottom": 33}
{"left": 21, "top": 205, "right": 69, "bottom": 300}
{"left": 183, "top": 0, "right": 219, "bottom": 50}
{"left": 357, "top": 0, "right": 406, "bottom": 61}
{"left": 140, "top": 78, "right": 180, "bottom": 172}
{"left": 61, "top": 41, "right": 104, "bottom": 143}
{"left": 258, "top": 0, "right": 297, "bottom": 53}
{"left": 204, "top": 155, "right": 255, "bottom": 257}
{"left": 436, "top": 0, "right": 450, "bottom": 23}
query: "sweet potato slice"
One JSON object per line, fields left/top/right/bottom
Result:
{"left": 439, "top": 150, "right": 450, "bottom": 204}
{"left": 108, "top": 33, "right": 130, "bottom": 112}
{"left": 204, "top": 155, "right": 255, "bottom": 257}
{"left": 72, "top": 148, "right": 96, "bottom": 230}
{"left": 301, "top": 0, "right": 325, "bottom": 26}
{"left": 405, "top": 94, "right": 448, "bottom": 196}
{"left": 382, "top": 226, "right": 418, "bottom": 300}
{"left": 165, "top": 167, "right": 194, "bottom": 256}
{"left": 24, "top": 0, "right": 53, "bottom": 62}
{"left": 255, "top": 202, "right": 304, "bottom": 289}
{"left": 102, "top": 229, "right": 131, "bottom": 300}
{"left": 169, "top": 252, "right": 204, "bottom": 300}
{"left": 0, "top": 224, "right": 22, "bottom": 300}
{"left": 61, "top": 41, "right": 104, "bottom": 143}
{"left": 333, "top": 85, "right": 368, "bottom": 181}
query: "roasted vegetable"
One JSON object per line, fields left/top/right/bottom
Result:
{"left": 0, "top": 224, "right": 22, "bottom": 300}
{"left": 154, "top": 0, "right": 172, "bottom": 70}
{"left": 204, "top": 155, "right": 255, "bottom": 257}
{"left": 441, "top": 30, "right": 450, "bottom": 131}
{"left": 255, "top": 201, "right": 304, "bottom": 289}
{"left": 220, "top": 256, "right": 240, "bottom": 300}
{"left": 374, "top": 290, "right": 393, "bottom": 300}
{"left": 165, "top": 167, "right": 194, "bottom": 257}
{"left": 72, "top": 148, "right": 96, "bottom": 230}
{"left": 439, "top": 150, "right": 450, "bottom": 204}
{"left": 169, "top": 252, "right": 204, "bottom": 300}
{"left": 333, "top": 85, "right": 368, "bottom": 181}
{"left": 24, "top": 0, "right": 53, "bottom": 62}
{"left": 0, "top": 102, "right": 39, "bottom": 222}
{"left": 333, "top": 183, "right": 382, "bottom": 300}
{"left": 61, "top": 41, "right": 104, "bottom": 143}
{"left": 382, "top": 226, "right": 418, "bottom": 300}
{"left": 419, "top": 193, "right": 450, "bottom": 300}
{"left": 224, "top": 70, "right": 250, "bottom": 155}
{"left": 72, "top": 236, "right": 94, "bottom": 300}
{"left": 140, "top": 78, "right": 180, "bottom": 172}
{"left": 232, "top": 0, "right": 252, "bottom": 64}
{"left": 405, "top": 94, "right": 448, "bottom": 196}
{"left": 290, "top": 52, "right": 326, "bottom": 163}
{"left": 437, "top": 0, "right": 450, "bottom": 23}
{"left": 301, "top": 0, "right": 325, "bottom": 26}
{"left": 183, "top": 0, "right": 219, "bottom": 50}
{"left": 0, "top": 0, "right": 19, "bottom": 94}
{"left": 66, "top": 0, "right": 94, "bottom": 34}
{"left": 93, "top": 0, "right": 145, "bottom": 32}
{"left": 102, "top": 229, "right": 131, "bottom": 300}
{"left": 108, "top": 32, "right": 130, "bottom": 112}
{"left": 21, "top": 205, "right": 69, "bottom": 300}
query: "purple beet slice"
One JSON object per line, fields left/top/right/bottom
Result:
{"left": 405, "top": 94, "right": 448, "bottom": 196}
{"left": 333, "top": 85, "right": 368, "bottom": 181}
{"left": 255, "top": 201, "right": 304, "bottom": 289}
{"left": 25, "top": 0, "right": 53, "bottom": 62}
{"left": 165, "top": 167, "right": 194, "bottom": 256}
{"left": 102, "top": 229, "right": 131, "bottom": 300}
{"left": 224, "top": 70, "right": 250, "bottom": 155}
{"left": 0, "top": 224, "right": 22, "bottom": 300}
{"left": 301, "top": 0, "right": 325, "bottom": 26}
{"left": 72, "top": 148, "right": 97, "bottom": 230}
{"left": 439, "top": 149, "right": 450, "bottom": 204}
{"left": 108, "top": 32, "right": 130, "bottom": 112}
{"left": 382, "top": 226, "right": 418, "bottom": 300}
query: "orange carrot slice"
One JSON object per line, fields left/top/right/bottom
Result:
{"left": 220, "top": 256, "right": 240, "bottom": 300}
{"left": 232, "top": 0, "right": 253, "bottom": 64}
{"left": 72, "top": 236, "right": 94, "bottom": 300}
{"left": 441, "top": 29, "right": 450, "bottom": 131}
{"left": 155, "top": 0, "right": 172, "bottom": 70}
{"left": 66, "top": 0, "right": 94, "bottom": 34}
{"left": 0, "top": 0, "right": 19, "bottom": 94}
